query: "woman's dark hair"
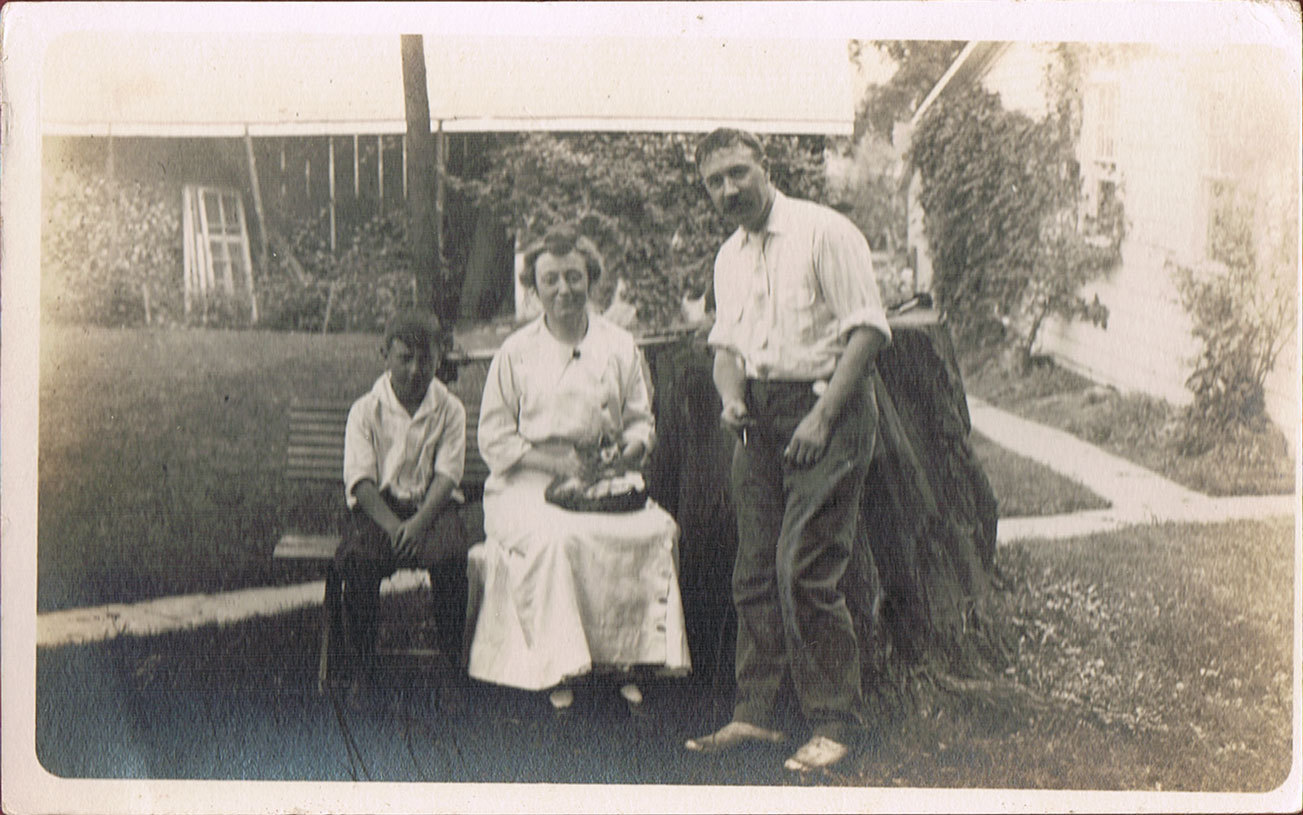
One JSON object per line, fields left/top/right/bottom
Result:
{"left": 519, "top": 224, "right": 605, "bottom": 290}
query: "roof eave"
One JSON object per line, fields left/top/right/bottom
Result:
{"left": 909, "top": 42, "right": 1008, "bottom": 128}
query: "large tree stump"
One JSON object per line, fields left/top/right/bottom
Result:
{"left": 645, "top": 310, "right": 1003, "bottom": 695}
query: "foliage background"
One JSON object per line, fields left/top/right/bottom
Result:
{"left": 42, "top": 170, "right": 186, "bottom": 327}
{"left": 453, "top": 131, "right": 830, "bottom": 327}
{"left": 41, "top": 132, "right": 836, "bottom": 331}
{"left": 908, "top": 78, "right": 1120, "bottom": 366}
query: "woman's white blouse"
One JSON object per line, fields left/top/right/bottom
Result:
{"left": 477, "top": 313, "right": 655, "bottom": 477}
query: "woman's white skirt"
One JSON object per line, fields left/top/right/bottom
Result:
{"left": 467, "top": 469, "right": 692, "bottom": 691}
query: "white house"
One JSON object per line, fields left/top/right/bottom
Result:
{"left": 904, "top": 42, "right": 1300, "bottom": 446}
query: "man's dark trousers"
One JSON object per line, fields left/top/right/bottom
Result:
{"left": 334, "top": 494, "right": 469, "bottom": 679}
{"left": 729, "top": 375, "right": 878, "bottom": 744}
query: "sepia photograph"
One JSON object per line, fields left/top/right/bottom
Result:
{"left": 2, "top": 2, "right": 1300, "bottom": 813}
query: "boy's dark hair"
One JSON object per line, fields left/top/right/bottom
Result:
{"left": 383, "top": 308, "right": 458, "bottom": 383}
{"left": 694, "top": 127, "right": 765, "bottom": 167}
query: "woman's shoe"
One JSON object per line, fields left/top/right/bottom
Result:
{"left": 548, "top": 687, "right": 575, "bottom": 715}
{"left": 618, "top": 683, "right": 643, "bottom": 706}
{"left": 619, "top": 682, "right": 647, "bottom": 718}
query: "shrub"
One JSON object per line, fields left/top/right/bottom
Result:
{"left": 908, "top": 82, "right": 1121, "bottom": 368}
{"left": 42, "top": 171, "right": 184, "bottom": 327}
{"left": 1170, "top": 215, "right": 1295, "bottom": 453}
{"left": 260, "top": 209, "right": 419, "bottom": 333}
{"left": 457, "top": 132, "right": 830, "bottom": 328}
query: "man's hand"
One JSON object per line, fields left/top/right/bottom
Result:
{"left": 720, "top": 399, "right": 753, "bottom": 440}
{"left": 784, "top": 409, "right": 832, "bottom": 468}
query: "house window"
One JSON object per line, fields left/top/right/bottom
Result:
{"left": 1205, "top": 178, "right": 1254, "bottom": 267}
{"left": 1090, "top": 83, "right": 1119, "bottom": 164}
{"left": 182, "top": 185, "right": 256, "bottom": 318}
{"left": 1201, "top": 75, "right": 1253, "bottom": 265}
{"left": 1080, "top": 80, "right": 1122, "bottom": 239}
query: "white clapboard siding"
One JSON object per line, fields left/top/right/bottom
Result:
{"left": 977, "top": 42, "right": 1057, "bottom": 119}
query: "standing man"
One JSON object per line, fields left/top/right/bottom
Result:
{"left": 685, "top": 129, "right": 891, "bottom": 773}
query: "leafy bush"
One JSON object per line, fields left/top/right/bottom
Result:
{"left": 42, "top": 170, "right": 184, "bottom": 327}
{"left": 260, "top": 209, "right": 419, "bottom": 333}
{"left": 455, "top": 132, "right": 829, "bottom": 327}
{"left": 909, "top": 84, "right": 1120, "bottom": 367}
{"left": 43, "top": 134, "right": 857, "bottom": 334}
{"left": 1170, "top": 209, "right": 1295, "bottom": 453}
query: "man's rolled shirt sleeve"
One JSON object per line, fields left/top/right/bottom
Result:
{"left": 816, "top": 217, "right": 893, "bottom": 348}
{"left": 705, "top": 254, "right": 744, "bottom": 356}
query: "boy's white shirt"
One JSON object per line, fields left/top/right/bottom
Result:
{"left": 342, "top": 372, "right": 467, "bottom": 510}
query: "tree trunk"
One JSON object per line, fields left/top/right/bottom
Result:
{"left": 401, "top": 35, "right": 449, "bottom": 320}
{"left": 458, "top": 205, "right": 515, "bottom": 321}
{"left": 645, "top": 310, "right": 1003, "bottom": 694}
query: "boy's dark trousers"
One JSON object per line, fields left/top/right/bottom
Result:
{"left": 333, "top": 493, "right": 469, "bottom": 680}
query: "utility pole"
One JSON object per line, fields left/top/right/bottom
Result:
{"left": 401, "top": 34, "right": 449, "bottom": 320}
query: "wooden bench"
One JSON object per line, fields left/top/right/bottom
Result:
{"left": 273, "top": 386, "right": 490, "bottom": 693}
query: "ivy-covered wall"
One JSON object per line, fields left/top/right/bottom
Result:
{"left": 908, "top": 71, "right": 1119, "bottom": 368}
{"left": 909, "top": 42, "right": 1298, "bottom": 443}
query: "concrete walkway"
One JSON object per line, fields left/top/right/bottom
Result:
{"left": 36, "top": 399, "right": 1298, "bottom": 647}
{"left": 968, "top": 397, "right": 1298, "bottom": 543}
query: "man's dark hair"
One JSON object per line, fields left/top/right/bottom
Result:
{"left": 694, "top": 128, "right": 765, "bottom": 167}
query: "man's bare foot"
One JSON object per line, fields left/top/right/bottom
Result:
{"left": 783, "top": 735, "right": 849, "bottom": 772}
{"left": 684, "top": 721, "right": 787, "bottom": 753}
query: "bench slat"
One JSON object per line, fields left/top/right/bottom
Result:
{"left": 286, "top": 466, "right": 341, "bottom": 479}
{"left": 289, "top": 423, "right": 348, "bottom": 437}
{"left": 274, "top": 533, "right": 341, "bottom": 559}
{"left": 289, "top": 409, "right": 349, "bottom": 420}
{"left": 287, "top": 449, "right": 344, "bottom": 461}
{"left": 289, "top": 399, "right": 355, "bottom": 410}
{"left": 287, "top": 458, "right": 343, "bottom": 472}
{"left": 288, "top": 438, "right": 345, "bottom": 449}
{"left": 287, "top": 464, "right": 343, "bottom": 478}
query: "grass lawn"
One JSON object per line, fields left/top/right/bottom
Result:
{"left": 970, "top": 432, "right": 1108, "bottom": 517}
{"left": 36, "top": 518, "right": 1294, "bottom": 791}
{"left": 856, "top": 516, "right": 1296, "bottom": 791}
{"left": 38, "top": 324, "right": 408, "bottom": 610}
{"left": 38, "top": 324, "right": 1082, "bottom": 611}
{"left": 963, "top": 355, "right": 1297, "bottom": 497}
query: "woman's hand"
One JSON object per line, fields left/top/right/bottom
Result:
{"left": 519, "top": 446, "right": 586, "bottom": 479}
{"left": 619, "top": 440, "right": 648, "bottom": 470}
{"left": 549, "top": 447, "right": 587, "bottom": 479}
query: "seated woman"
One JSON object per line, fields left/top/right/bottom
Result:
{"left": 467, "top": 224, "right": 691, "bottom": 712}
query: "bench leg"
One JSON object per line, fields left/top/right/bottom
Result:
{"left": 319, "top": 564, "right": 344, "bottom": 694}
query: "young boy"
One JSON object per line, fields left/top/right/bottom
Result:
{"left": 335, "top": 308, "right": 469, "bottom": 696}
